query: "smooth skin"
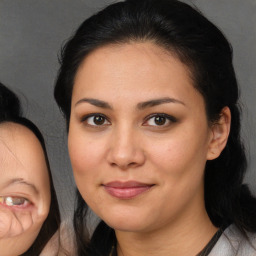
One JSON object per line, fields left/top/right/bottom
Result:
{"left": 0, "top": 122, "right": 51, "bottom": 256}
{"left": 68, "top": 42, "right": 231, "bottom": 256}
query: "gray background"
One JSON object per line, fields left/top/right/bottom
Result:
{"left": 0, "top": 0, "right": 255, "bottom": 219}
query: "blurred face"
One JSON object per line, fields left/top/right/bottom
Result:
{"left": 0, "top": 122, "right": 51, "bottom": 256}
{"left": 68, "top": 42, "right": 215, "bottom": 233}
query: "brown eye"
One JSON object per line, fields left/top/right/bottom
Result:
{"left": 154, "top": 116, "right": 166, "bottom": 126}
{"left": 93, "top": 115, "right": 105, "bottom": 125}
{"left": 83, "top": 114, "right": 110, "bottom": 126}
{"left": 143, "top": 113, "right": 177, "bottom": 127}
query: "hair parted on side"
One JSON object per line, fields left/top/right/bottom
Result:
{"left": 54, "top": 0, "right": 256, "bottom": 255}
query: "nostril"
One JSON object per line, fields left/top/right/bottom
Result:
{"left": 109, "top": 161, "right": 139, "bottom": 170}
{"left": 128, "top": 162, "right": 137, "bottom": 167}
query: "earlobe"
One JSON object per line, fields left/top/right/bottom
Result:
{"left": 207, "top": 107, "right": 231, "bottom": 160}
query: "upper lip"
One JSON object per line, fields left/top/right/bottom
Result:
{"left": 103, "top": 181, "right": 154, "bottom": 188}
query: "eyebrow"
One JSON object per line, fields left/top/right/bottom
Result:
{"left": 6, "top": 178, "right": 39, "bottom": 194}
{"left": 137, "top": 97, "right": 185, "bottom": 109}
{"left": 75, "top": 97, "right": 185, "bottom": 110}
{"left": 75, "top": 98, "right": 112, "bottom": 109}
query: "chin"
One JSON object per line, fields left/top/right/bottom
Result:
{"left": 92, "top": 201, "right": 157, "bottom": 232}
{"left": 103, "top": 214, "right": 150, "bottom": 233}
{"left": 108, "top": 222, "right": 146, "bottom": 232}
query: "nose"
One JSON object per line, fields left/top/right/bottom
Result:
{"left": 106, "top": 126, "right": 145, "bottom": 170}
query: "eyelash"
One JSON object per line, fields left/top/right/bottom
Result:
{"left": 81, "top": 113, "right": 110, "bottom": 127}
{"left": 143, "top": 113, "right": 177, "bottom": 127}
{"left": 81, "top": 113, "right": 177, "bottom": 127}
{"left": 0, "top": 196, "right": 31, "bottom": 207}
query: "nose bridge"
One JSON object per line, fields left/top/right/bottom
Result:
{"left": 107, "top": 122, "right": 145, "bottom": 169}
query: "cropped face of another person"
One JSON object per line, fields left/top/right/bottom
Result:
{"left": 0, "top": 122, "right": 51, "bottom": 256}
{"left": 68, "top": 42, "right": 229, "bottom": 234}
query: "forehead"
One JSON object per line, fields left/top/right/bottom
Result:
{"left": 0, "top": 122, "right": 48, "bottom": 180}
{"left": 73, "top": 42, "right": 202, "bottom": 108}
{"left": 77, "top": 42, "right": 193, "bottom": 81}
{"left": 0, "top": 122, "right": 39, "bottom": 151}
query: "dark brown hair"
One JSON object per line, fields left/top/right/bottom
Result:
{"left": 54, "top": 0, "right": 256, "bottom": 255}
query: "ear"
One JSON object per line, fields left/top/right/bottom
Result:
{"left": 207, "top": 107, "right": 231, "bottom": 160}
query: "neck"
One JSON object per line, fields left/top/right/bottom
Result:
{"left": 115, "top": 209, "right": 217, "bottom": 256}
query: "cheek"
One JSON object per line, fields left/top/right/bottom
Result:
{"left": 69, "top": 136, "right": 99, "bottom": 173}
{"left": 0, "top": 214, "right": 45, "bottom": 256}
{"left": 148, "top": 129, "right": 209, "bottom": 181}
{"left": 68, "top": 132, "right": 106, "bottom": 199}
{"left": 147, "top": 135, "right": 190, "bottom": 169}
{"left": 68, "top": 136, "right": 106, "bottom": 208}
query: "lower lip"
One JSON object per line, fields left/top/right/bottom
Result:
{"left": 103, "top": 185, "right": 153, "bottom": 199}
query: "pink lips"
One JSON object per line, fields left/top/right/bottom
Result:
{"left": 103, "top": 181, "right": 153, "bottom": 199}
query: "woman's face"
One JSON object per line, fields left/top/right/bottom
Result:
{"left": 0, "top": 122, "right": 51, "bottom": 256}
{"left": 68, "top": 42, "right": 216, "bottom": 233}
